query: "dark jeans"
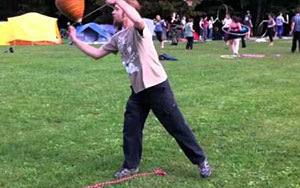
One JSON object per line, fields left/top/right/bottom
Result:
{"left": 122, "top": 80, "right": 206, "bottom": 169}
{"left": 277, "top": 25, "right": 284, "bottom": 38}
{"left": 291, "top": 31, "right": 300, "bottom": 52}
{"left": 268, "top": 28, "right": 274, "bottom": 42}
{"left": 186, "top": 36, "right": 194, "bottom": 50}
{"left": 241, "top": 36, "right": 246, "bottom": 48}
{"left": 202, "top": 29, "right": 208, "bottom": 42}
{"left": 208, "top": 28, "right": 213, "bottom": 39}
{"left": 171, "top": 28, "right": 179, "bottom": 45}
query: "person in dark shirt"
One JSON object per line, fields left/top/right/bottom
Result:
{"left": 244, "top": 10, "right": 253, "bottom": 39}
{"left": 290, "top": 9, "right": 300, "bottom": 52}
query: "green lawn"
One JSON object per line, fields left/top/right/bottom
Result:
{"left": 0, "top": 40, "right": 300, "bottom": 188}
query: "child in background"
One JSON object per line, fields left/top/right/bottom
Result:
{"left": 184, "top": 18, "right": 195, "bottom": 50}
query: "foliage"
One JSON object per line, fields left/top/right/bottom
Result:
{"left": 1, "top": 0, "right": 300, "bottom": 28}
{"left": 139, "top": 0, "right": 203, "bottom": 19}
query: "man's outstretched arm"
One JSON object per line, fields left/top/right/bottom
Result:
{"left": 68, "top": 26, "right": 110, "bottom": 59}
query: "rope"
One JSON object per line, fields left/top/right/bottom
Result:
{"left": 82, "top": 4, "right": 108, "bottom": 21}
{"left": 69, "top": 4, "right": 108, "bottom": 25}
{"left": 217, "top": 4, "right": 229, "bottom": 22}
{"left": 84, "top": 169, "right": 167, "bottom": 188}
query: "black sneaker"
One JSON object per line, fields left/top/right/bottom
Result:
{"left": 114, "top": 167, "right": 139, "bottom": 179}
{"left": 199, "top": 158, "right": 212, "bottom": 178}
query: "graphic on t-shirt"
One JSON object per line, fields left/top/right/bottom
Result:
{"left": 118, "top": 36, "right": 139, "bottom": 75}
{"left": 123, "top": 61, "right": 139, "bottom": 74}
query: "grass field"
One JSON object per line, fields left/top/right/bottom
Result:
{"left": 0, "top": 40, "right": 300, "bottom": 188}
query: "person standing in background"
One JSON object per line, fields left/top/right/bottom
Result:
{"left": 184, "top": 18, "right": 195, "bottom": 50}
{"left": 199, "top": 17, "right": 204, "bottom": 42}
{"left": 199, "top": 16, "right": 209, "bottom": 42}
{"left": 267, "top": 14, "right": 276, "bottom": 46}
{"left": 208, "top": 16, "right": 217, "bottom": 40}
{"left": 170, "top": 12, "right": 180, "bottom": 45}
{"left": 276, "top": 13, "right": 288, "bottom": 39}
{"left": 154, "top": 15, "right": 166, "bottom": 48}
{"left": 181, "top": 16, "right": 187, "bottom": 38}
{"left": 222, "top": 14, "right": 232, "bottom": 45}
{"left": 290, "top": 10, "right": 300, "bottom": 52}
{"left": 244, "top": 10, "right": 253, "bottom": 39}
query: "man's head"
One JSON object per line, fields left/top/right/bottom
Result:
{"left": 112, "top": 0, "right": 141, "bottom": 27}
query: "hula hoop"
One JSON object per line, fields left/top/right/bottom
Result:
{"left": 222, "top": 25, "right": 250, "bottom": 37}
{"left": 240, "top": 54, "right": 266, "bottom": 59}
{"left": 220, "top": 54, "right": 238, "bottom": 59}
{"left": 256, "top": 20, "right": 269, "bottom": 38}
{"left": 217, "top": 4, "right": 229, "bottom": 22}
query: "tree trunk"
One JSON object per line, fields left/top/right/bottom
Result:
{"left": 254, "top": 0, "right": 268, "bottom": 35}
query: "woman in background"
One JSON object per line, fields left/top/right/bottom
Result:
{"left": 228, "top": 16, "right": 242, "bottom": 56}
{"left": 154, "top": 15, "right": 166, "bottom": 48}
{"left": 267, "top": 14, "right": 276, "bottom": 46}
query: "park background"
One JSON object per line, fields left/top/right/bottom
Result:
{"left": 1, "top": 0, "right": 300, "bottom": 188}
{"left": 1, "top": 0, "right": 300, "bottom": 35}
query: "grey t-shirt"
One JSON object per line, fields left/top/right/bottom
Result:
{"left": 102, "top": 25, "right": 167, "bottom": 93}
{"left": 292, "top": 14, "right": 300, "bottom": 32}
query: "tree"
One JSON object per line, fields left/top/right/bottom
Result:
{"left": 139, "top": 0, "right": 203, "bottom": 19}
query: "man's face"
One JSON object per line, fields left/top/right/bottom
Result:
{"left": 112, "top": 5, "right": 125, "bottom": 25}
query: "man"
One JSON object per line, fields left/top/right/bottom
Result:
{"left": 276, "top": 13, "right": 288, "bottom": 39}
{"left": 68, "top": 0, "right": 211, "bottom": 179}
{"left": 244, "top": 10, "right": 253, "bottom": 39}
{"left": 170, "top": 12, "right": 180, "bottom": 45}
{"left": 290, "top": 10, "right": 300, "bottom": 53}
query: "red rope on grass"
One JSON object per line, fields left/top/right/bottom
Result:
{"left": 84, "top": 169, "right": 167, "bottom": 188}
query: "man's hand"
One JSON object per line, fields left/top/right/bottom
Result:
{"left": 68, "top": 26, "right": 77, "bottom": 42}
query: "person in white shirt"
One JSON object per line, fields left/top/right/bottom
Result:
{"left": 276, "top": 13, "right": 288, "bottom": 39}
{"left": 222, "top": 14, "right": 232, "bottom": 45}
{"left": 208, "top": 16, "right": 217, "bottom": 39}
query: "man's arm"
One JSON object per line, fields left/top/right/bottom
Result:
{"left": 108, "top": 0, "right": 145, "bottom": 30}
{"left": 291, "top": 22, "right": 295, "bottom": 33}
{"left": 68, "top": 26, "right": 110, "bottom": 59}
{"left": 283, "top": 16, "right": 288, "bottom": 24}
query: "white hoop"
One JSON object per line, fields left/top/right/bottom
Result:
{"left": 217, "top": 4, "right": 229, "bottom": 22}
{"left": 256, "top": 20, "right": 269, "bottom": 38}
{"left": 222, "top": 25, "right": 250, "bottom": 37}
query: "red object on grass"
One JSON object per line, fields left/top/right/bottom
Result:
{"left": 193, "top": 31, "right": 199, "bottom": 40}
{"left": 84, "top": 169, "right": 167, "bottom": 188}
{"left": 241, "top": 54, "right": 266, "bottom": 59}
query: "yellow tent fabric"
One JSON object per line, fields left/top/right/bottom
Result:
{"left": 0, "top": 22, "right": 13, "bottom": 45}
{"left": 0, "top": 12, "right": 62, "bottom": 45}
